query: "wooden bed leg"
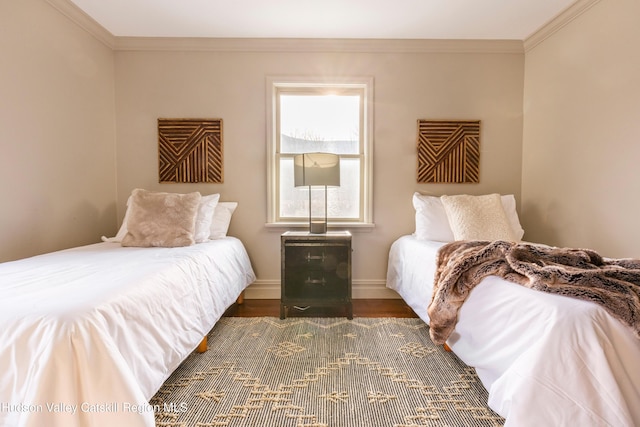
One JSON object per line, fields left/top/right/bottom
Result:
{"left": 443, "top": 343, "right": 452, "bottom": 352}
{"left": 236, "top": 291, "right": 245, "bottom": 305}
{"left": 197, "top": 336, "right": 208, "bottom": 353}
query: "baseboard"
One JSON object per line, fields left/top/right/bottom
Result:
{"left": 244, "top": 279, "right": 400, "bottom": 299}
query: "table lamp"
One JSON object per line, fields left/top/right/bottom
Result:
{"left": 293, "top": 153, "right": 341, "bottom": 234}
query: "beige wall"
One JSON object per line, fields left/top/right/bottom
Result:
{"left": 522, "top": 0, "right": 640, "bottom": 258}
{"left": 0, "top": 0, "right": 117, "bottom": 262}
{"left": 114, "top": 42, "right": 524, "bottom": 297}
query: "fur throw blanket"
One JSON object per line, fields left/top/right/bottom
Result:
{"left": 427, "top": 240, "right": 640, "bottom": 345}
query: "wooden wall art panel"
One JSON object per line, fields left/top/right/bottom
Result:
{"left": 417, "top": 120, "right": 480, "bottom": 183}
{"left": 158, "top": 118, "right": 223, "bottom": 183}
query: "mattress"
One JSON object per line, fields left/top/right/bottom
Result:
{"left": 387, "top": 234, "right": 640, "bottom": 427}
{"left": 0, "top": 238, "right": 255, "bottom": 427}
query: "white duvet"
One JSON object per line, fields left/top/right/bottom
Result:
{"left": 0, "top": 238, "right": 255, "bottom": 427}
{"left": 387, "top": 235, "right": 640, "bottom": 427}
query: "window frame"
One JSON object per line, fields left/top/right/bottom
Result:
{"left": 266, "top": 76, "right": 374, "bottom": 228}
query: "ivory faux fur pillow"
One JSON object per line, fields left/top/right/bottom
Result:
{"left": 121, "top": 189, "right": 201, "bottom": 248}
{"left": 441, "top": 193, "right": 516, "bottom": 241}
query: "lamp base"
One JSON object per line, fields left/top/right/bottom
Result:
{"left": 309, "top": 220, "right": 327, "bottom": 234}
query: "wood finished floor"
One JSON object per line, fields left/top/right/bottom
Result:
{"left": 224, "top": 299, "right": 419, "bottom": 318}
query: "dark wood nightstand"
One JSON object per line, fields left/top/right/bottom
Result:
{"left": 280, "top": 231, "right": 352, "bottom": 319}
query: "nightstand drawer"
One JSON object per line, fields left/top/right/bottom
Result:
{"left": 284, "top": 243, "right": 348, "bottom": 271}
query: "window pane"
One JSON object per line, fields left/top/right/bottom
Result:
{"left": 280, "top": 94, "right": 360, "bottom": 155}
{"left": 332, "top": 158, "right": 360, "bottom": 219}
{"left": 279, "top": 157, "right": 301, "bottom": 218}
{"left": 280, "top": 157, "right": 360, "bottom": 220}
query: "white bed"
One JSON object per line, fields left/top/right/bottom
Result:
{"left": 387, "top": 234, "right": 640, "bottom": 427}
{"left": 0, "top": 237, "right": 255, "bottom": 427}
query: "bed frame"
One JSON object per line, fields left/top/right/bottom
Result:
{"left": 196, "top": 291, "right": 245, "bottom": 353}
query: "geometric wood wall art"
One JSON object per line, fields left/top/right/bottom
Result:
{"left": 417, "top": 119, "right": 480, "bottom": 183}
{"left": 158, "top": 118, "right": 223, "bottom": 183}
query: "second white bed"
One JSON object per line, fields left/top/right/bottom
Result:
{"left": 387, "top": 234, "right": 640, "bottom": 427}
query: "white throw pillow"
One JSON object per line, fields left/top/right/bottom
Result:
{"left": 209, "top": 202, "right": 238, "bottom": 239}
{"left": 412, "top": 192, "right": 525, "bottom": 242}
{"left": 412, "top": 192, "right": 455, "bottom": 242}
{"left": 193, "top": 193, "right": 220, "bottom": 243}
{"left": 441, "top": 193, "right": 516, "bottom": 241}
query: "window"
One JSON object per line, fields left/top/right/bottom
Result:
{"left": 267, "top": 77, "right": 373, "bottom": 227}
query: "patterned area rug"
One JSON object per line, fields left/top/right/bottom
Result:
{"left": 151, "top": 317, "right": 504, "bottom": 427}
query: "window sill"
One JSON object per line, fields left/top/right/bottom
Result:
{"left": 265, "top": 222, "right": 375, "bottom": 232}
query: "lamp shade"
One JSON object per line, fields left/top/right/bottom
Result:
{"left": 293, "top": 153, "right": 340, "bottom": 187}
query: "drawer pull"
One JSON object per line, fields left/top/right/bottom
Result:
{"left": 306, "top": 252, "right": 326, "bottom": 262}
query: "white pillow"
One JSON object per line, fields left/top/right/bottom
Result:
{"left": 101, "top": 195, "right": 133, "bottom": 243}
{"left": 412, "top": 192, "right": 525, "bottom": 242}
{"left": 412, "top": 192, "right": 455, "bottom": 242}
{"left": 500, "top": 194, "right": 525, "bottom": 241}
{"left": 193, "top": 193, "right": 220, "bottom": 243}
{"left": 209, "top": 202, "right": 238, "bottom": 239}
{"left": 441, "top": 193, "right": 516, "bottom": 241}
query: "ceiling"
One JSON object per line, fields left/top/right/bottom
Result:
{"left": 68, "top": 0, "right": 579, "bottom": 40}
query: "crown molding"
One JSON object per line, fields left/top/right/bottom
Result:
{"left": 46, "top": 0, "right": 603, "bottom": 55}
{"left": 113, "top": 37, "right": 523, "bottom": 54}
{"left": 524, "top": 0, "right": 601, "bottom": 52}
{"left": 45, "top": 0, "right": 115, "bottom": 48}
